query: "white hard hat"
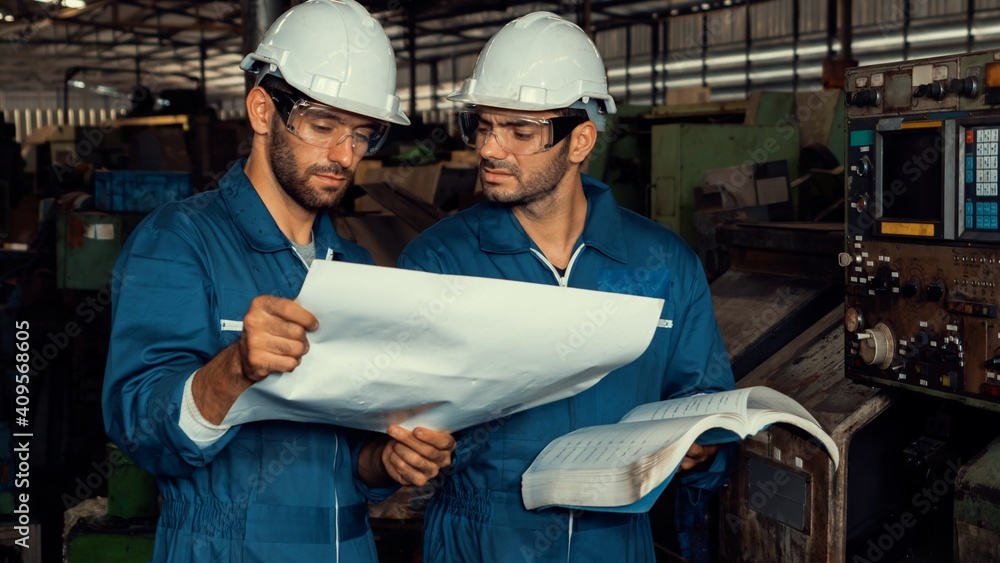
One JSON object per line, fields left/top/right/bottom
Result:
{"left": 240, "top": 0, "right": 409, "bottom": 126}
{"left": 448, "top": 11, "right": 616, "bottom": 131}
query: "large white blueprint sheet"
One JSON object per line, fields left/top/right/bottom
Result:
{"left": 223, "top": 261, "right": 664, "bottom": 432}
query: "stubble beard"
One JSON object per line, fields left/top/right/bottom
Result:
{"left": 269, "top": 116, "right": 354, "bottom": 211}
{"left": 480, "top": 142, "right": 571, "bottom": 207}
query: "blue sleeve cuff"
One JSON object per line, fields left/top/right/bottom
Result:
{"left": 350, "top": 431, "right": 401, "bottom": 503}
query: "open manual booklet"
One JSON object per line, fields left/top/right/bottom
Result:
{"left": 521, "top": 386, "right": 838, "bottom": 513}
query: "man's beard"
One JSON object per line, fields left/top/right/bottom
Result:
{"left": 269, "top": 116, "right": 354, "bottom": 211}
{"left": 479, "top": 142, "right": 571, "bottom": 207}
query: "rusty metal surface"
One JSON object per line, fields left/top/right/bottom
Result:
{"left": 712, "top": 272, "right": 830, "bottom": 358}
{"left": 716, "top": 222, "right": 844, "bottom": 281}
{"left": 719, "top": 306, "right": 893, "bottom": 563}
{"left": 955, "top": 435, "right": 1000, "bottom": 562}
{"left": 721, "top": 428, "right": 833, "bottom": 563}
{"left": 711, "top": 271, "right": 841, "bottom": 380}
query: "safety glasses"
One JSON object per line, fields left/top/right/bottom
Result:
{"left": 456, "top": 108, "right": 588, "bottom": 156}
{"left": 269, "top": 88, "right": 390, "bottom": 157}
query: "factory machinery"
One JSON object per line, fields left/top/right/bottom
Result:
{"left": 714, "top": 50, "right": 1000, "bottom": 563}
{"left": 843, "top": 51, "right": 1000, "bottom": 411}
{"left": 840, "top": 48, "right": 1000, "bottom": 563}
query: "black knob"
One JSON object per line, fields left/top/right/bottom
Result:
{"left": 901, "top": 279, "right": 919, "bottom": 298}
{"left": 926, "top": 282, "right": 945, "bottom": 302}
{"left": 857, "top": 156, "right": 872, "bottom": 177}
{"left": 949, "top": 76, "right": 980, "bottom": 98}
{"left": 940, "top": 344, "right": 960, "bottom": 363}
{"left": 985, "top": 357, "right": 1000, "bottom": 369}
{"left": 871, "top": 276, "right": 891, "bottom": 293}
{"left": 849, "top": 89, "right": 881, "bottom": 108}
{"left": 914, "top": 82, "right": 947, "bottom": 101}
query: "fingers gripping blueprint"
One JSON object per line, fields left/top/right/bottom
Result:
{"left": 222, "top": 261, "right": 664, "bottom": 432}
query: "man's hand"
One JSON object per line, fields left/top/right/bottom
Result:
{"left": 680, "top": 443, "right": 718, "bottom": 472}
{"left": 359, "top": 426, "right": 456, "bottom": 487}
{"left": 238, "top": 295, "right": 318, "bottom": 382}
{"left": 193, "top": 296, "right": 317, "bottom": 424}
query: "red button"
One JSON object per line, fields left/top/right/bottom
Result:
{"left": 968, "top": 130, "right": 976, "bottom": 144}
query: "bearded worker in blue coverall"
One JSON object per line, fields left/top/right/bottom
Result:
{"left": 397, "top": 12, "right": 736, "bottom": 563}
{"left": 101, "top": 2, "right": 455, "bottom": 561}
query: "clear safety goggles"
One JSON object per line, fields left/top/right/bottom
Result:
{"left": 456, "top": 108, "right": 588, "bottom": 156}
{"left": 269, "top": 88, "right": 389, "bottom": 157}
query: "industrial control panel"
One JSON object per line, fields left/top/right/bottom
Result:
{"left": 844, "top": 50, "right": 1000, "bottom": 410}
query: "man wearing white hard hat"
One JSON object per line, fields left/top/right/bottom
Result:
{"left": 102, "top": 2, "right": 454, "bottom": 561}
{"left": 399, "top": 11, "right": 735, "bottom": 562}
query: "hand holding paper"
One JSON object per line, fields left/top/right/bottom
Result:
{"left": 238, "top": 295, "right": 318, "bottom": 381}
{"left": 383, "top": 425, "right": 457, "bottom": 486}
{"left": 193, "top": 295, "right": 318, "bottom": 425}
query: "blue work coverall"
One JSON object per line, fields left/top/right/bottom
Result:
{"left": 102, "top": 161, "right": 393, "bottom": 562}
{"left": 398, "top": 175, "right": 736, "bottom": 562}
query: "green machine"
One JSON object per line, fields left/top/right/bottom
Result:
{"left": 66, "top": 444, "right": 158, "bottom": 563}
{"left": 587, "top": 104, "right": 653, "bottom": 217}
{"left": 954, "top": 436, "right": 1000, "bottom": 561}
{"left": 591, "top": 92, "right": 846, "bottom": 258}
{"left": 650, "top": 121, "right": 800, "bottom": 246}
{"left": 56, "top": 210, "right": 143, "bottom": 290}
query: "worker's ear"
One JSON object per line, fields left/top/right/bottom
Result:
{"left": 567, "top": 120, "right": 597, "bottom": 165}
{"left": 245, "top": 86, "right": 274, "bottom": 136}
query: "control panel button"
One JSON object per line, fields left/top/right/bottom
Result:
{"left": 926, "top": 282, "right": 945, "bottom": 302}
{"left": 845, "top": 307, "right": 864, "bottom": 333}
{"left": 856, "top": 156, "right": 872, "bottom": 177}
{"left": 848, "top": 89, "right": 881, "bottom": 107}
{"left": 914, "top": 81, "right": 948, "bottom": 101}
{"left": 949, "top": 76, "right": 980, "bottom": 99}
{"left": 858, "top": 322, "right": 895, "bottom": 369}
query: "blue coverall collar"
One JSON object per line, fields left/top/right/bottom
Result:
{"left": 221, "top": 159, "right": 348, "bottom": 258}
{"left": 478, "top": 174, "right": 628, "bottom": 263}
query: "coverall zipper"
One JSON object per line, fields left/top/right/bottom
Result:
{"left": 529, "top": 243, "right": 586, "bottom": 560}
{"left": 291, "top": 243, "right": 340, "bottom": 561}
